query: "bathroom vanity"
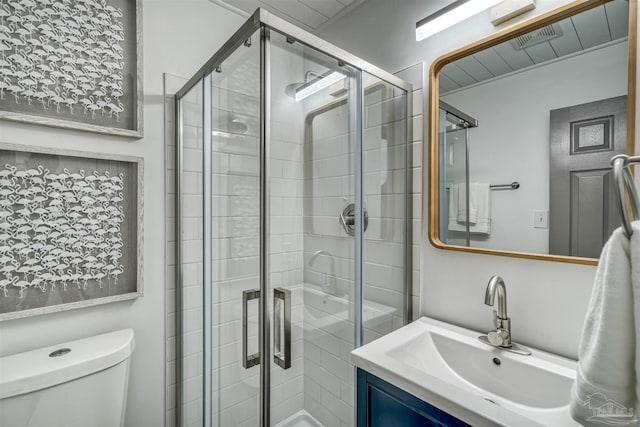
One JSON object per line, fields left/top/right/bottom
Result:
{"left": 352, "top": 317, "right": 579, "bottom": 427}
{"left": 357, "top": 369, "right": 469, "bottom": 426}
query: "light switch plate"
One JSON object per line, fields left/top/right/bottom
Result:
{"left": 534, "top": 210, "right": 548, "bottom": 229}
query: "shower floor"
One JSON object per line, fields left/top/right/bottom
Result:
{"left": 275, "top": 410, "right": 323, "bottom": 427}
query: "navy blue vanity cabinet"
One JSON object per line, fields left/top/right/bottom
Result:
{"left": 357, "top": 369, "right": 470, "bottom": 427}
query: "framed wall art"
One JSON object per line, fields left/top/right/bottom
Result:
{"left": 0, "top": 0, "right": 143, "bottom": 138}
{"left": 0, "top": 142, "right": 143, "bottom": 321}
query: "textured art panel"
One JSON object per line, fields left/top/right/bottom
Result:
{"left": 0, "top": 145, "right": 142, "bottom": 320}
{"left": 0, "top": 0, "right": 141, "bottom": 136}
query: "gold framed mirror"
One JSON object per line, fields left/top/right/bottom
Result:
{"left": 428, "top": 0, "right": 637, "bottom": 265}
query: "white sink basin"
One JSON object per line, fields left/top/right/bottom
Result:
{"left": 352, "top": 317, "right": 579, "bottom": 427}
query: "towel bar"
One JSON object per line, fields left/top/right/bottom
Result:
{"left": 611, "top": 154, "right": 640, "bottom": 237}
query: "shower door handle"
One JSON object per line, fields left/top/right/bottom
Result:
{"left": 273, "top": 288, "right": 291, "bottom": 369}
{"left": 242, "top": 289, "right": 260, "bottom": 369}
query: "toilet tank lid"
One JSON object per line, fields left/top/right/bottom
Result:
{"left": 0, "top": 328, "right": 135, "bottom": 399}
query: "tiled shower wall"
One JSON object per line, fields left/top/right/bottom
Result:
{"left": 300, "top": 63, "right": 423, "bottom": 427}
{"left": 395, "top": 63, "right": 423, "bottom": 322}
{"left": 165, "top": 74, "right": 205, "bottom": 427}
{"left": 301, "top": 91, "right": 356, "bottom": 426}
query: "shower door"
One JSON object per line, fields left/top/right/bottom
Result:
{"left": 205, "top": 29, "right": 263, "bottom": 427}
{"left": 265, "top": 30, "right": 361, "bottom": 426}
{"left": 197, "top": 28, "right": 362, "bottom": 426}
{"left": 175, "top": 10, "right": 411, "bottom": 427}
{"left": 264, "top": 32, "right": 411, "bottom": 423}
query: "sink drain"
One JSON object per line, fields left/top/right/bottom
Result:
{"left": 49, "top": 348, "right": 71, "bottom": 357}
{"left": 492, "top": 357, "right": 501, "bottom": 366}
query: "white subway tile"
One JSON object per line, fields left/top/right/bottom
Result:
{"left": 305, "top": 359, "right": 340, "bottom": 395}
{"left": 183, "top": 352, "right": 203, "bottom": 380}
{"left": 321, "top": 350, "right": 351, "bottom": 380}
{"left": 283, "top": 375, "right": 304, "bottom": 401}
{"left": 183, "top": 331, "right": 203, "bottom": 357}
{"left": 166, "top": 337, "right": 176, "bottom": 362}
{"left": 230, "top": 394, "right": 259, "bottom": 425}
{"left": 321, "top": 387, "right": 352, "bottom": 423}
{"left": 304, "top": 394, "right": 341, "bottom": 427}
{"left": 272, "top": 394, "right": 304, "bottom": 425}
{"left": 183, "top": 375, "right": 203, "bottom": 402}
{"left": 341, "top": 381, "right": 354, "bottom": 407}
{"left": 219, "top": 380, "right": 260, "bottom": 410}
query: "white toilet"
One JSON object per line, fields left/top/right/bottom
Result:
{"left": 0, "top": 329, "right": 135, "bottom": 427}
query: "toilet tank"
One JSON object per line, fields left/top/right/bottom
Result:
{"left": 0, "top": 329, "right": 135, "bottom": 427}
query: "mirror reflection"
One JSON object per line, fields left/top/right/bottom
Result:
{"left": 435, "top": 0, "right": 631, "bottom": 260}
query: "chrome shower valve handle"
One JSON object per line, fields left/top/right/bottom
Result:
{"left": 339, "top": 202, "right": 368, "bottom": 236}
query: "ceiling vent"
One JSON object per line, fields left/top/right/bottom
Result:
{"left": 510, "top": 24, "right": 562, "bottom": 50}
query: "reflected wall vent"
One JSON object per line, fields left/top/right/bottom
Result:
{"left": 511, "top": 24, "right": 562, "bottom": 50}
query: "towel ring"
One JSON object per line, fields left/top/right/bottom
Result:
{"left": 611, "top": 154, "right": 640, "bottom": 237}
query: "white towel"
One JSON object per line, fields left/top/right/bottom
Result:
{"left": 448, "top": 183, "right": 491, "bottom": 235}
{"left": 570, "top": 223, "right": 640, "bottom": 426}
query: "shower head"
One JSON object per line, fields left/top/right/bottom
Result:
{"left": 284, "top": 70, "right": 323, "bottom": 98}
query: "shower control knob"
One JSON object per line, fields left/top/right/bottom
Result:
{"left": 487, "top": 329, "right": 510, "bottom": 347}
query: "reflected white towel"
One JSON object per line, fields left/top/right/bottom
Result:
{"left": 448, "top": 184, "right": 461, "bottom": 231}
{"left": 448, "top": 182, "right": 491, "bottom": 234}
{"left": 456, "top": 183, "right": 472, "bottom": 223}
{"left": 570, "top": 223, "right": 640, "bottom": 426}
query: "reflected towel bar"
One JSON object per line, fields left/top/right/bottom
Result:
{"left": 490, "top": 182, "right": 520, "bottom": 190}
{"left": 445, "top": 181, "right": 520, "bottom": 191}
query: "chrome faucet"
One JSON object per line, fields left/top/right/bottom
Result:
{"left": 480, "top": 275, "right": 531, "bottom": 355}
{"left": 308, "top": 250, "right": 337, "bottom": 295}
{"left": 484, "top": 275, "right": 511, "bottom": 347}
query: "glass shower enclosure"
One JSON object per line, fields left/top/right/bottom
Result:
{"left": 175, "top": 9, "right": 411, "bottom": 427}
{"left": 438, "top": 101, "right": 478, "bottom": 247}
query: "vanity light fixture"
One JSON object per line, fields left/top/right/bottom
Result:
{"left": 295, "top": 71, "right": 346, "bottom": 101}
{"left": 416, "top": 0, "right": 503, "bottom": 41}
{"left": 491, "top": 0, "right": 536, "bottom": 26}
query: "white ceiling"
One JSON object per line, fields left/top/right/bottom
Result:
{"left": 216, "top": 0, "right": 366, "bottom": 32}
{"left": 441, "top": 1, "right": 629, "bottom": 94}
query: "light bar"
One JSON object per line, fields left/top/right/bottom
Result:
{"left": 295, "top": 71, "right": 346, "bottom": 101}
{"left": 416, "top": 0, "right": 503, "bottom": 41}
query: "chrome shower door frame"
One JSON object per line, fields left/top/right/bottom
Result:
{"left": 259, "top": 25, "right": 271, "bottom": 427}
{"left": 175, "top": 8, "right": 412, "bottom": 427}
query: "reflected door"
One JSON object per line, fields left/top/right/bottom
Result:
{"left": 549, "top": 95, "right": 627, "bottom": 258}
